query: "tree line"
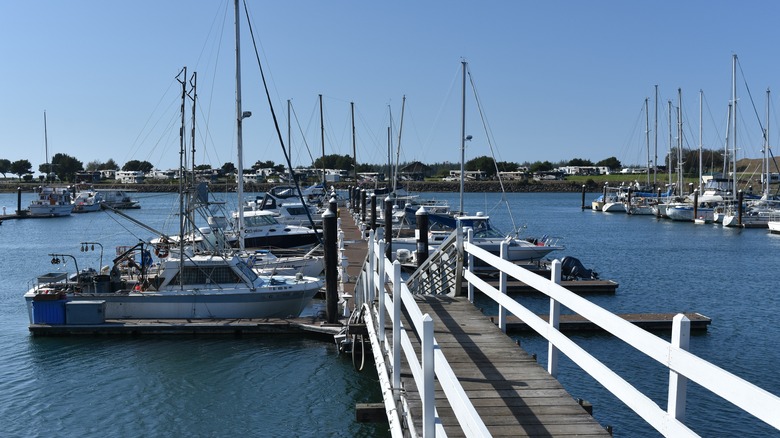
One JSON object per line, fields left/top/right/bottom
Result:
{"left": 0, "top": 149, "right": 730, "bottom": 183}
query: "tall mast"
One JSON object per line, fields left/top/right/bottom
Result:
{"left": 459, "top": 60, "right": 467, "bottom": 215}
{"left": 394, "top": 95, "right": 405, "bottom": 194}
{"left": 43, "top": 110, "right": 50, "bottom": 180}
{"left": 234, "top": 0, "right": 245, "bottom": 250}
{"left": 677, "top": 88, "right": 683, "bottom": 194}
{"left": 765, "top": 88, "right": 771, "bottom": 197}
{"left": 644, "top": 97, "right": 650, "bottom": 187}
{"left": 732, "top": 54, "right": 738, "bottom": 196}
{"left": 189, "top": 72, "right": 197, "bottom": 177}
{"left": 177, "top": 66, "right": 187, "bottom": 286}
{"left": 351, "top": 102, "right": 357, "bottom": 184}
{"left": 319, "top": 94, "right": 326, "bottom": 189}
{"left": 698, "top": 89, "right": 703, "bottom": 191}
{"left": 654, "top": 85, "right": 658, "bottom": 188}
{"left": 668, "top": 100, "right": 673, "bottom": 189}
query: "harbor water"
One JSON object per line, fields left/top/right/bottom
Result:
{"left": 1, "top": 190, "right": 779, "bottom": 436}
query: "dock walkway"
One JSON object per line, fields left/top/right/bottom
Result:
{"left": 338, "top": 207, "right": 609, "bottom": 436}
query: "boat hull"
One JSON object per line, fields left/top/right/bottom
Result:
{"left": 27, "top": 287, "right": 320, "bottom": 320}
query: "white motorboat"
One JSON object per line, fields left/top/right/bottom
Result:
{"left": 96, "top": 189, "right": 140, "bottom": 209}
{"left": 226, "top": 209, "right": 321, "bottom": 250}
{"left": 29, "top": 186, "right": 74, "bottom": 217}
{"left": 72, "top": 188, "right": 103, "bottom": 213}
{"left": 25, "top": 246, "right": 323, "bottom": 320}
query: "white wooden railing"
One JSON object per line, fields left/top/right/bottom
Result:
{"left": 347, "top": 217, "right": 780, "bottom": 437}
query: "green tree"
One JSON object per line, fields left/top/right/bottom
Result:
{"left": 194, "top": 164, "right": 212, "bottom": 171}
{"left": 221, "top": 162, "right": 236, "bottom": 175}
{"left": 101, "top": 158, "right": 120, "bottom": 170}
{"left": 568, "top": 158, "right": 594, "bottom": 166}
{"left": 465, "top": 155, "right": 496, "bottom": 176}
{"left": 0, "top": 159, "right": 11, "bottom": 178}
{"left": 123, "top": 160, "right": 154, "bottom": 173}
{"left": 529, "top": 161, "right": 554, "bottom": 172}
{"left": 596, "top": 157, "right": 622, "bottom": 171}
{"left": 10, "top": 159, "right": 32, "bottom": 180}
{"left": 85, "top": 160, "right": 102, "bottom": 172}
{"left": 50, "top": 153, "right": 84, "bottom": 182}
{"left": 313, "top": 154, "right": 354, "bottom": 171}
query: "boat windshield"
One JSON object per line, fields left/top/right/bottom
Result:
{"left": 244, "top": 214, "right": 278, "bottom": 227}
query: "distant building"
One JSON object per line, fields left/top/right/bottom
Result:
{"left": 399, "top": 161, "right": 432, "bottom": 181}
{"left": 75, "top": 171, "right": 101, "bottom": 183}
{"left": 116, "top": 170, "right": 145, "bottom": 184}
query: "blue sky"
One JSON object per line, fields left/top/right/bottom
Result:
{"left": 1, "top": 1, "right": 778, "bottom": 173}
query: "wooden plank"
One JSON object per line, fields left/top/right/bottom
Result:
{"left": 398, "top": 295, "right": 610, "bottom": 437}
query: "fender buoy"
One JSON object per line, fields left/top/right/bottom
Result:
{"left": 155, "top": 244, "right": 169, "bottom": 258}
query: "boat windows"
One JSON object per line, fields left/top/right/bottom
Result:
{"left": 244, "top": 214, "right": 278, "bottom": 227}
{"left": 169, "top": 266, "right": 244, "bottom": 285}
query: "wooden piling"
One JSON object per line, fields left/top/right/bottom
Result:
{"left": 416, "top": 207, "right": 429, "bottom": 267}
{"left": 322, "top": 207, "right": 338, "bottom": 323}
{"left": 384, "top": 196, "right": 393, "bottom": 259}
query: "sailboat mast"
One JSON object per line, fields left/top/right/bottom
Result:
{"left": 320, "top": 94, "right": 326, "bottom": 189}
{"left": 351, "top": 102, "right": 357, "bottom": 184}
{"left": 178, "top": 66, "right": 187, "bottom": 287}
{"left": 394, "top": 95, "right": 406, "bottom": 195}
{"left": 668, "top": 100, "right": 673, "bottom": 189}
{"left": 460, "top": 60, "right": 467, "bottom": 215}
{"left": 43, "top": 110, "right": 50, "bottom": 180}
{"left": 654, "top": 85, "right": 658, "bottom": 188}
{"left": 644, "top": 97, "right": 650, "bottom": 187}
{"left": 235, "top": 0, "right": 245, "bottom": 250}
{"left": 699, "top": 89, "right": 703, "bottom": 191}
{"left": 190, "top": 72, "right": 197, "bottom": 178}
{"left": 677, "top": 88, "right": 683, "bottom": 194}
{"left": 765, "top": 88, "right": 770, "bottom": 196}
{"left": 732, "top": 54, "right": 738, "bottom": 196}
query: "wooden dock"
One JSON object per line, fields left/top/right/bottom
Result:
{"left": 28, "top": 317, "right": 342, "bottom": 338}
{"left": 339, "top": 207, "right": 610, "bottom": 436}
{"left": 401, "top": 295, "right": 609, "bottom": 437}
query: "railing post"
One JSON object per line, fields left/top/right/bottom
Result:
{"left": 499, "top": 241, "right": 508, "bottom": 334}
{"left": 548, "top": 259, "right": 562, "bottom": 377}
{"left": 367, "top": 229, "right": 375, "bottom": 304}
{"left": 392, "top": 261, "right": 402, "bottom": 394}
{"left": 378, "top": 239, "right": 386, "bottom": 344}
{"left": 467, "top": 228, "right": 474, "bottom": 303}
{"left": 422, "top": 313, "right": 435, "bottom": 438}
{"left": 668, "top": 313, "right": 690, "bottom": 422}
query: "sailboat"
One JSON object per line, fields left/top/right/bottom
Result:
{"left": 397, "top": 61, "right": 562, "bottom": 262}
{"left": 28, "top": 111, "right": 74, "bottom": 218}
{"left": 23, "top": 1, "right": 323, "bottom": 323}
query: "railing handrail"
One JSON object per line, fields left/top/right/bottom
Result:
{"left": 463, "top": 237, "right": 780, "bottom": 434}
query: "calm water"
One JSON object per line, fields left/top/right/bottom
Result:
{"left": 1, "top": 190, "right": 778, "bottom": 436}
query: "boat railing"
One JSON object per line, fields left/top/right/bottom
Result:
{"left": 353, "top": 218, "right": 780, "bottom": 436}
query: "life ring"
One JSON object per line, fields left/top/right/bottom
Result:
{"left": 155, "top": 244, "right": 169, "bottom": 258}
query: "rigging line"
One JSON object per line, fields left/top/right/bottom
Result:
{"left": 466, "top": 66, "right": 519, "bottom": 235}
{"left": 737, "top": 57, "right": 765, "bottom": 136}
{"left": 289, "top": 100, "right": 316, "bottom": 166}
{"left": 242, "top": 0, "right": 322, "bottom": 242}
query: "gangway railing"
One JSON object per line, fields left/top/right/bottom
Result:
{"left": 348, "top": 214, "right": 780, "bottom": 436}
{"left": 350, "top": 226, "right": 489, "bottom": 437}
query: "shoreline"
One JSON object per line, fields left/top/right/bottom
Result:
{"left": 0, "top": 180, "right": 599, "bottom": 194}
